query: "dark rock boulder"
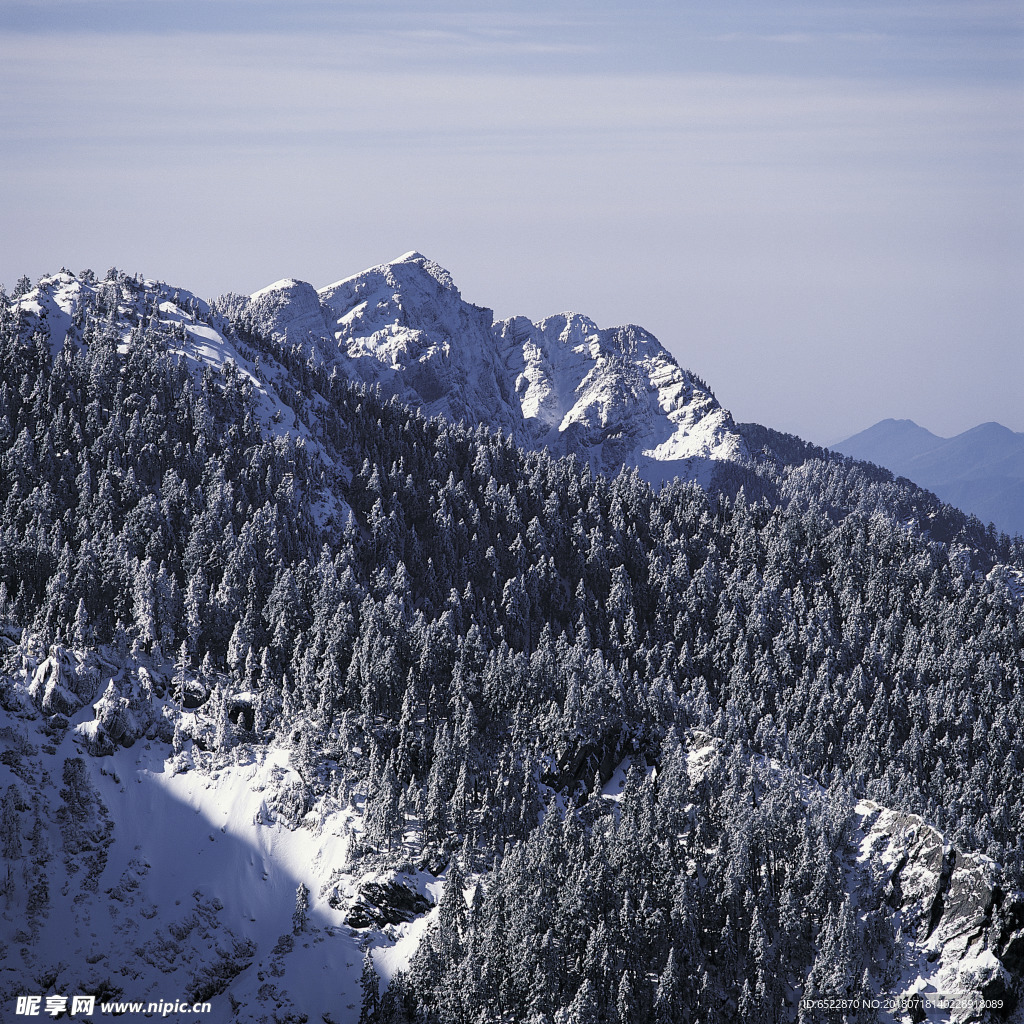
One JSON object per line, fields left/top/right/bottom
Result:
{"left": 345, "top": 880, "right": 432, "bottom": 930}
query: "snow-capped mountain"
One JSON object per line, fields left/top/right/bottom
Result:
{"left": 834, "top": 419, "right": 1024, "bottom": 538}
{"left": 17, "top": 254, "right": 745, "bottom": 489}
{"left": 245, "top": 251, "right": 746, "bottom": 485}
{"left": 6, "top": 263, "right": 1024, "bottom": 1022}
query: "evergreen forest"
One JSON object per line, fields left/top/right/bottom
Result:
{"left": 1, "top": 270, "right": 1022, "bottom": 1022}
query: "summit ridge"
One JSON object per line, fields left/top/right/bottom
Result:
{"left": 246, "top": 251, "right": 747, "bottom": 485}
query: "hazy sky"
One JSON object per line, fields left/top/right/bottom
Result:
{"left": 2, "top": 1, "right": 1021, "bottom": 443}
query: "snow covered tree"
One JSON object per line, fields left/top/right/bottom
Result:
{"left": 292, "top": 882, "right": 309, "bottom": 934}
{"left": 358, "top": 951, "right": 380, "bottom": 1024}
{"left": 1, "top": 785, "right": 22, "bottom": 862}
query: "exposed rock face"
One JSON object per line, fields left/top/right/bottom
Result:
{"left": 67, "top": 665, "right": 180, "bottom": 756}
{"left": 320, "top": 252, "right": 527, "bottom": 442}
{"left": 494, "top": 312, "right": 746, "bottom": 483}
{"left": 344, "top": 878, "right": 433, "bottom": 929}
{"left": 88, "top": 668, "right": 157, "bottom": 751}
{"left": 856, "top": 800, "right": 1023, "bottom": 1021}
{"left": 682, "top": 737, "right": 1023, "bottom": 1021}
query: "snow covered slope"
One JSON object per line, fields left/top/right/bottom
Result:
{"left": 246, "top": 251, "right": 747, "bottom": 485}
{"left": 11, "top": 257, "right": 746, "bottom": 489}
{"left": 0, "top": 643, "right": 450, "bottom": 1023}
{"left": 4, "top": 653, "right": 1020, "bottom": 1024}
{"left": 12, "top": 271, "right": 312, "bottom": 453}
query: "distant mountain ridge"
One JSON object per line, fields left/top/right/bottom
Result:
{"left": 834, "top": 418, "right": 1024, "bottom": 537}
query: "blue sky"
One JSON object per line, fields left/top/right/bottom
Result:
{"left": 1, "top": 0, "right": 1021, "bottom": 442}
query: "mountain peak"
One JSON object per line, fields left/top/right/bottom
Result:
{"left": 833, "top": 418, "right": 941, "bottom": 464}
{"left": 319, "top": 251, "right": 461, "bottom": 312}
{"left": 965, "top": 420, "right": 1020, "bottom": 440}
{"left": 250, "top": 277, "right": 314, "bottom": 301}
{"left": 242, "top": 254, "right": 746, "bottom": 485}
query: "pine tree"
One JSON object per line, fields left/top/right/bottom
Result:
{"left": 1, "top": 785, "right": 22, "bottom": 861}
{"left": 615, "top": 971, "right": 636, "bottom": 1024}
{"left": 174, "top": 641, "right": 189, "bottom": 708}
{"left": 60, "top": 757, "right": 93, "bottom": 819}
{"left": 438, "top": 857, "right": 467, "bottom": 943}
{"left": 653, "top": 947, "right": 682, "bottom": 1024}
{"left": 292, "top": 882, "right": 309, "bottom": 934}
{"left": 70, "top": 597, "right": 90, "bottom": 648}
{"left": 563, "top": 978, "right": 599, "bottom": 1024}
{"left": 359, "top": 950, "right": 380, "bottom": 1024}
